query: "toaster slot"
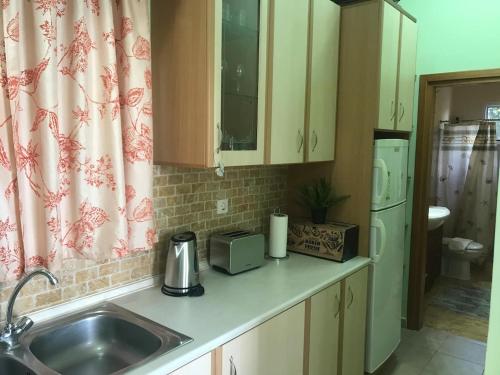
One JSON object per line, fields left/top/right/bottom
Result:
{"left": 222, "top": 230, "right": 250, "bottom": 238}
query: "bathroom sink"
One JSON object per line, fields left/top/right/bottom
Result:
{"left": 19, "top": 302, "right": 192, "bottom": 375}
{"left": 0, "top": 355, "right": 36, "bottom": 375}
{"left": 428, "top": 206, "right": 450, "bottom": 231}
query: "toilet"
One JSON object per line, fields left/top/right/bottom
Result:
{"left": 441, "top": 237, "right": 485, "bottom": 281}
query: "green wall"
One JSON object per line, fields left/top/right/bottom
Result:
{"left": 397, "top": 1, "right": 500, "bottom": 373}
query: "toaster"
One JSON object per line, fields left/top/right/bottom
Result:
{"left": 209, "top": 231, "right": 265, "bottom": 275}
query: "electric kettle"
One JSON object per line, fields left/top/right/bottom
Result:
{"left": 162, "top": 231, "right": 205, "bottom": 297}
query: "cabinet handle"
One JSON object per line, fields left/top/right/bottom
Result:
{"left": 297, "top": 129, "right": 304, "bottom": 153}
{"left": 390, "top": 100, "right": 396, "bottom": 121}
{"left": 312, "top": 130, "right": 318, "bottom": 152}
{"left": 216, "top": 122, "right": 222, "bottom": 154}
{"left": 399, "top": 102, "right": 405, "bottom": 122}
{"left": 230, "top": 356, "right": 237, "bottom": 375}
{"left": 347, "top": 286, "right": 354, "bottom": 309}
{"left": 334, "top": 293, "right": 341, "bottom": 318}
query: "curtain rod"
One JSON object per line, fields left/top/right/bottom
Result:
{"left": 440, "top": 119, "right": 497, "bottom": 123}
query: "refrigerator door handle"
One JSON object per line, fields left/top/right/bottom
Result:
{"left": 371, "top": 218, "right": 387, "bottom": 263}
{"left": 373, "top": 159, "right": 389, "bottom": 204}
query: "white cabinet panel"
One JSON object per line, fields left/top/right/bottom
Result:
{"left": 221, "top": 302, "right": 305, "bottom": 375}
{"left": 169, "top": 352, "right": 212, "bottom": 375}
{"left": 396, "top": 15, "right": 417, "bottom": 132}
{"left": 267, "top": 0, "right": 309, "bottom": 164}
{"left": 341, "top": 268, "right": 369, "bottom": 375}
{"left": 377, "top": 2, "right": 401, "bottom": 130}
{"left": 307, "top": 0, "right": 340, "bottom": 162}
{"left": 308, "top": 282, "right": 341, "bottom": 375}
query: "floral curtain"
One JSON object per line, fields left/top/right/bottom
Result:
{"left": 436, "top": 121, "right": 498, "bottom": 259}
{"left": 0, "top": 0, "right": 155, "bottom": 282}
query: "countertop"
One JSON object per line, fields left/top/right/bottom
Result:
{"left": 113, "top": 253, "right": 371, "bottom": 374}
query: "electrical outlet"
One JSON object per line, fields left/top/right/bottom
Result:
{"left": 216, "top": 199, "right": 229, "bottom": 214}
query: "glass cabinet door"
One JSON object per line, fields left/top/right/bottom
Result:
{"left": 220, "top": 0, "right": 260, "bottom": 151}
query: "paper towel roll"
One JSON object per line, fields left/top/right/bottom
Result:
{"left": 269, "top": 212, "right": 288, "bottom": 258}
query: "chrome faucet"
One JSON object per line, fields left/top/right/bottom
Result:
{"left": 1, "top": 268, "right": 59, "bottom": 349}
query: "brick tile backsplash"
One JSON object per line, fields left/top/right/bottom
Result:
{"left": 0, "top": 165, "right": 288, "bottom": 320}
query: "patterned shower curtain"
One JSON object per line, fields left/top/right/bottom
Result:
{"left": 436, "top": 121, "right": 498, "bottom": 258}
{"left": 0, "top": 0, "right": 155, "bottom": 282}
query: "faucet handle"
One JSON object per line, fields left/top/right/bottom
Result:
{"left": 13, "top": 316, "right": 33, "bottom": 335}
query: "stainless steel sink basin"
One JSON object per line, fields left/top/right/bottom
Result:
{"left": 1, "top": 302, "right": 192, "bottom": 374}
{"left": 0, "top": 354, "right": 36, "bottom": 375}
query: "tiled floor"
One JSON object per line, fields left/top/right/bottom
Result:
{"left": 424, "top": 275, "right": 491, "bottom": 342}
{"left": 376, "top": 328, "right": 486, "bottom": 375}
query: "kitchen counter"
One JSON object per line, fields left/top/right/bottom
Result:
{"left": 113, "top": 253, "right": 371, "bottom": 374}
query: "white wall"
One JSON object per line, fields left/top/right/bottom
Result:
{"left": 450, "top": 83, "right": 500, "bottom": 120}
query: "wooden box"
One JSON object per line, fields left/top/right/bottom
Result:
{"left": 287, "top": 221, "right": 359, "bottom": 262}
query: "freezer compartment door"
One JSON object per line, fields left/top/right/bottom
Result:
{"left": 371, "top": 139, "right": 409, "bottom": 210}
{"left": 366, "top": 203, "right": 406, "bottom": 373}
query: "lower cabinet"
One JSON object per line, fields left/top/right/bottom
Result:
{"left": 168, "top": 266, "right": 368, "bottom": 375}
{"left": 168, "top": 352, "right": 212, "bottom": 375}
{"left": 341, "top": 267, "right": 369, "bottom": 375}
{"left": 305, "top": 267, "right": 368, "bottom": 375}
{"left": 221, "top": 302, "right": 305, "bottom": 375}
{"left": 307, "top": 282, "right": 341, "bottom": 375}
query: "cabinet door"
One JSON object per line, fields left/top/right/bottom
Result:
{"left": 377, "top": 3, "right": 400, "bottom": 130}
{"left": 221, "top": 302, "right": 305, "bottom": 375}
{"left": 341, "top": 267, "right": 368, "bottom": 375}
{"left": 266, "top": 0, "right": 309, "bottom": 164}
{"left": 215, "top": 0, "right": 269, "bottom": 167}
{"left": 396, "top": 15, "right": 417, "bottom": 132}
{"left": 306, "top": 0, "right": 340, "bottom": 162}
{"left": 308, "top": 283, "right": 341, "bottom": 375}
{"left": 169, "top": 352, "right": 212, "bottom": 375}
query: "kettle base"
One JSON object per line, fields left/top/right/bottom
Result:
{"left": 161, "top": 284, "right": 205, "bottom": 297}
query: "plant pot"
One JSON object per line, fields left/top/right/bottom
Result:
{"left": 311, "top": 207, "right": 328, "bottom": 224}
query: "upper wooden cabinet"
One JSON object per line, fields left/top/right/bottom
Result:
{"left": 396, "top": 14, "right": 418, "bottom": 131}
{"left": 152, "top": 0, "right": 339, "bottom": 168}
{"left": 377, "top": 2, "right": 418, "bottom": 131}
{"left": 306, "top": 0, "right": 340, "bottom": 162}
{"left": 152, "top": 0, "right": 268, "bottom": 169}
{"left": 378, "top": 3, "right": 401, "bottom": 131}
{"left": 265, "top": 0, "right": 309, "bottom": 165}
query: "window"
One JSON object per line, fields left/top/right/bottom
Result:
{"left": 485, "top": 104, "right": 500, "bottom": 140}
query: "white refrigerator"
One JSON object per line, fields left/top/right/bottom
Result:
{"left": 365, "top": 139, "right": 409, "bottom": 373}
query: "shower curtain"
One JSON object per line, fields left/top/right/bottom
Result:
{"left": 436, "top": 121, "right": 498, "bottom": 259}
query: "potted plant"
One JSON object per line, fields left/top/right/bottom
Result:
{"left": 298, "top": 178, "right": 350, "bottom": 224}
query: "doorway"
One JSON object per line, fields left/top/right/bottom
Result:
{"left": 407, "top": 69, "right": 500, "bottom": 341}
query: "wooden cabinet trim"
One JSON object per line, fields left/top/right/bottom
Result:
{"left": 152, "top": 0, "right": 213, "bottom": 167}
{"left": 264, "top": 0, "right": 275, "bottom": 164}
{"left": 303, "top": 298, "right": 312, "bottom": 375}
{"left": 212, "top": 347, "right": 222, "bottom": 375}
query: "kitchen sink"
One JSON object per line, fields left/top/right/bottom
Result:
{"left": 1, "top": 302, "right": 192, "bottom": 375}
{"left": 0, "top": 354, "right": 36, "bottom": 375}
{"left": 30, "top": 315, "right": 164, "bottom": 374}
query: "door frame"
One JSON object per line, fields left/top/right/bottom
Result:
{"left": 407, "top": 68, "right": 500, "bottom": 330}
